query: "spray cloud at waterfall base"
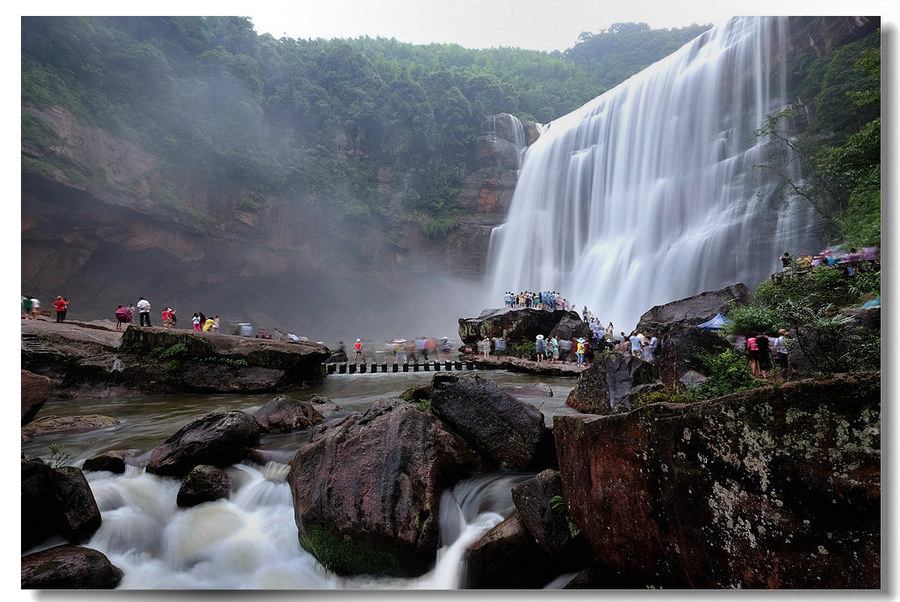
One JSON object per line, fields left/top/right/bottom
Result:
{"left": 486, "top": 17, "right": 826, "bottom": 332}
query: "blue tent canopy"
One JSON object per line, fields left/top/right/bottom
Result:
{"left": 697, "top": 313, "right": 733, "bottom": 330}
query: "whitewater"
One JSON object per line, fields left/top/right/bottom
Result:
{"left": 486, "top": 16, "right": 824, "bottom": 332}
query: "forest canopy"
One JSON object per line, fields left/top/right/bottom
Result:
{"left": 21, "top": 16, "right": 712, "bottom": 243}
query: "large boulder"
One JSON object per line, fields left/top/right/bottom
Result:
{"left": 634, "top": 283, "right": 751, "bottom": 337}
{"left": 655, "top": 324, "right": 733, "bottom": 388}
{"left": 21, "top": 370, "right": 55, "bottom": 425}
{"left": 82, "top": 449, "right": 131, "bottom": 474}
{"left": 307, "top": 394, "right": 342, "bottom": 418}
{"left": 510, "top": 469, "right": 592, "bottom": 565}
{"left": 548, "top": 313, "right": 592, "bottom": 345}
{"left": 252, "top": 395, "right": 325, "bottom": 433}
{"left": 22, "top": 459, "right": 102, "bottom": 551}
{"left": 288, "top": 398, "right": 486, "bottom": 578}
{"left": 22, "top": 414, "right": 121, "bottom": 439}
{"left": 554, "top": 372, "right": 881, "bottom": 588}
{"left": 566, "top": 352, "right": 661, "bottom": 414}
{"left": 462, "top": 512, "right": 558, "bottom": 589}
{"left": 177, "top": 464, "right": 232, "bottom": 507}
{"left": 119, "top": 326, "right": 329, "bottom": 391}
{"left": 146, "top": 410, "right": 261, "bottom": 477}
{"left": 430, "top": 374, "right": 554, "bottom": 470}
{"left": 458, "top": 307, "right": 580, "bottom": 349}
{"left": 21, "top": 545, "right": 123, "bottom": 589}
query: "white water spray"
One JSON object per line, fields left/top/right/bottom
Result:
{"left": 486, "top": 17, "right": 824, "bottom": 331}
{"left": 70, "top": 462, "right": 530, "bottom": 590}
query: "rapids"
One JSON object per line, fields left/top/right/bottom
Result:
{"left": 21, "top": 370, "right": 577, "bottom": 590}
{"left": 486, "top": 16, "right": 826, "bottom": 331}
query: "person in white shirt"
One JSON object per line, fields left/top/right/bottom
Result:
{"left": 136, "top": 297, "right": 151, "bottom": 326}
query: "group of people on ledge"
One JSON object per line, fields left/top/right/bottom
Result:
{"left": 779, "top": 246, "right": 879, "bottom": 274}
{"left": 113, "top": 298, "right": 220, "bottom": 333}
{"left": 503, "top": 290, "right": 573, "bottom": 311}
{"left": 21, "top": 295, "right": 68, "bottom": 323}
{"left": 477, "top": 327, "right": 660, "bottom": 367}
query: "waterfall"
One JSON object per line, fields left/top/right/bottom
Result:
{"left": 486, "top": 17, "right": 825, "bottom": 331}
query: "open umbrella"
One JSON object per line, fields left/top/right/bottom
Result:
{"left": 820, "top": 243, "right": 848, "bottom": 257}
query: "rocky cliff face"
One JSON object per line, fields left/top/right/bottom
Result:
{"left": 21, "top": 106, "right": 537, "bottom": 334}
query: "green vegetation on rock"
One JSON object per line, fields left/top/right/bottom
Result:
{"left": 298, "top": 523, "right": 400, "bottom": 577}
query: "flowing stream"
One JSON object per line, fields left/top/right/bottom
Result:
{"left": 22, "top": 371, "right": 577, "bottom": 590}
{"left": 486, "top": 16, "right": 825, "bottom": 331}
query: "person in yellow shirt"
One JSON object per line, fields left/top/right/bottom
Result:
{"left": 576, "top": 338, "right": 586, "bottom": 364}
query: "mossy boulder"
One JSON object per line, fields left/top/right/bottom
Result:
{"left": 287, "top": 398, "right": 486, "bottom": 578}
{"left": 554, "top": 372, "right": 881, "bottom": 588}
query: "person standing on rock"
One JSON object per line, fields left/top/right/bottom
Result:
{"left": 31, "top": 296, "right": 41, "bottom": 320}
{"left": 52, "top": 296, "right": 68, "bottom": 322}
{"left": 535, "top": 334, "right": 546, "bottom": 361}
{"left": 576, "top": 337, "right": 587, "bottom": 364}
{"left": 354, "top": 338, "right": 362, "bottom": 361}
{"left": 771, "top": 329, "right": 789, "bottom": 380}
{"left": 629, "top": 331, "right": 642, "bottom": 358}
{"left": 648, "top": 333, "right": 659, "bottom": 364}
{"left": 756, "top": 334, "right": 772, "bottom": 379}
{"left": 22, "top": 296, "right": 33, "bottom": 319}
{"left": 548, "top": 336, "right": 559, "bottom": 362}
{"left": 137, "top": 297, "right": 152, "bottom": 327}
{"left": 747, "top": 335, "right": 759, "bottom": 377}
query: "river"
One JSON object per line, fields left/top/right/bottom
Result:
{"left": 22, "top": 369, "right": 581, "bottom": 590}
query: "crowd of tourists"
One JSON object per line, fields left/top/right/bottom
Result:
{"left": 112, "top": 297, "right": 220, "bottom": 333}
{"left": 21, "top": 293, "right": 224, "bottom": 336}
{"left": 343, "top": 336, "right": 456, "bottom": 364}
{"left": 503, "top": 290, "right": 574, "bottom": 311}
{"left": 780, "top": 246, "right": 879, "bottom": 274}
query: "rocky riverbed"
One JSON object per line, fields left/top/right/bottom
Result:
{"left": 20, "top": 285, "right": 882, "bottom": 590}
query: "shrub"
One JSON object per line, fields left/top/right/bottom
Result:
{"left": 691, "top": 348, "right": 761, "bottom": 400}
{"left": 509, "top": 341, "right": 536, "bottom": 360}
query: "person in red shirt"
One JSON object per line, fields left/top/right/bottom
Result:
{"left": 52, "top": 296, "right": 69, "bottom": 323}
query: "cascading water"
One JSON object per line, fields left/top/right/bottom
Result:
{"left": 72, "top": 462, "right": 524, "bottom": 589}
{"left": 486, "top": 16, "right": 825, "bottom": 331}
